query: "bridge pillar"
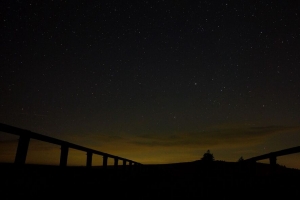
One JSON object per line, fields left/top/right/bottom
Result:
{"left": 60, "top": 145, "right": 69, "bottom": 167}
{"left": 86, "top": 152, "right": 93, "bottom": 168}
{"left": 114, "top": 158, "right": 118, "bottom": 169}
{"left": 103, "top": 155, "right": 108, "bottom": 169}
{"left": 123, "top": 160, "right": 126, "bottom": 170}
{"left": 129, "top": 161, "right": 132, "bottom": 171}
{"left": 15, "top": 135, "right": 30, "bottom": 165}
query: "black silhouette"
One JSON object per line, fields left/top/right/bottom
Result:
{"left": 238, "top": 156, "right": 244, "bottom": 162}
{"left": 1, "top": 123, "right": 300, "bottom": 200}
{"left": 201, "top": 150, "right": 214, "bottom": 161}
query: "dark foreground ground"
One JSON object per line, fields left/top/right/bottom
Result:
{"left": 1, "top": 161, "right": 300, "bottom": 199}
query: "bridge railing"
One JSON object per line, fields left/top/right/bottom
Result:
{"left": 0, "top": 123, "right": 142, "bottom": 169}
{"left": 244, "top": 146, "right": 300, "bottom": 172}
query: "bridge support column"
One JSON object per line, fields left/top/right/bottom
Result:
{"left": 129, "top": 161, "right": 132, "bottom": 171}
{"left": 136, "top": 163, "right": 139, "bottom": 171}
{"left": 15, "top": 135, "right": 30, "bottom": 165}
{"left": 103, "top": 155, "right": 108, "bottom": 169}
{"left": 114, "top": 158, "right": 118, "bottom": 169}
{"left": 60, "top": 145, "right": 69, "bottom": 167}
{"left": 123, "top": 160, "right": 126, "bottom": 170}
{"left": 86, "top": 152, "right": 93, "bottom": 168}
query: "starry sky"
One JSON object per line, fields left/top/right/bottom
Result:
{"left": 1, "top": 1, "right": 300, "bottom": 168}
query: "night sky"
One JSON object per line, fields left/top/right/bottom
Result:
{"left": 1, "top": 1, "right": 300, "bottom": 168}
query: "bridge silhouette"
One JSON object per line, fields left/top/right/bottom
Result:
{"left": 1, "top": 122, "right": 300, "bottom": 199}
{"left": 0, "top": 122, "right": 142, "bottom": 169}
{"left": 244, "top": 145, "right": 300, "bottom": 173}
{"left": 1, "top": 122, "right": 299, "bottom": 169}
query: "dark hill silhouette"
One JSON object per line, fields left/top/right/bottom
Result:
{"left": 1, "top": 161, "right": 300, "bottom": 200}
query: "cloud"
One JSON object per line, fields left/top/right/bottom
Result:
{"left": 128, "top": 125, "right": 300, "bottom": 149}
{"left": 65, "top": 125, "right": 300, "bottom": 160}
{"left": 1, "top": 124, "right": 299, "bottom": 165}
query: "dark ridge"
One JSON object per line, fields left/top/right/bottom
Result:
{"left": 1, "top": 161, "right": 299, "bottom": 200}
